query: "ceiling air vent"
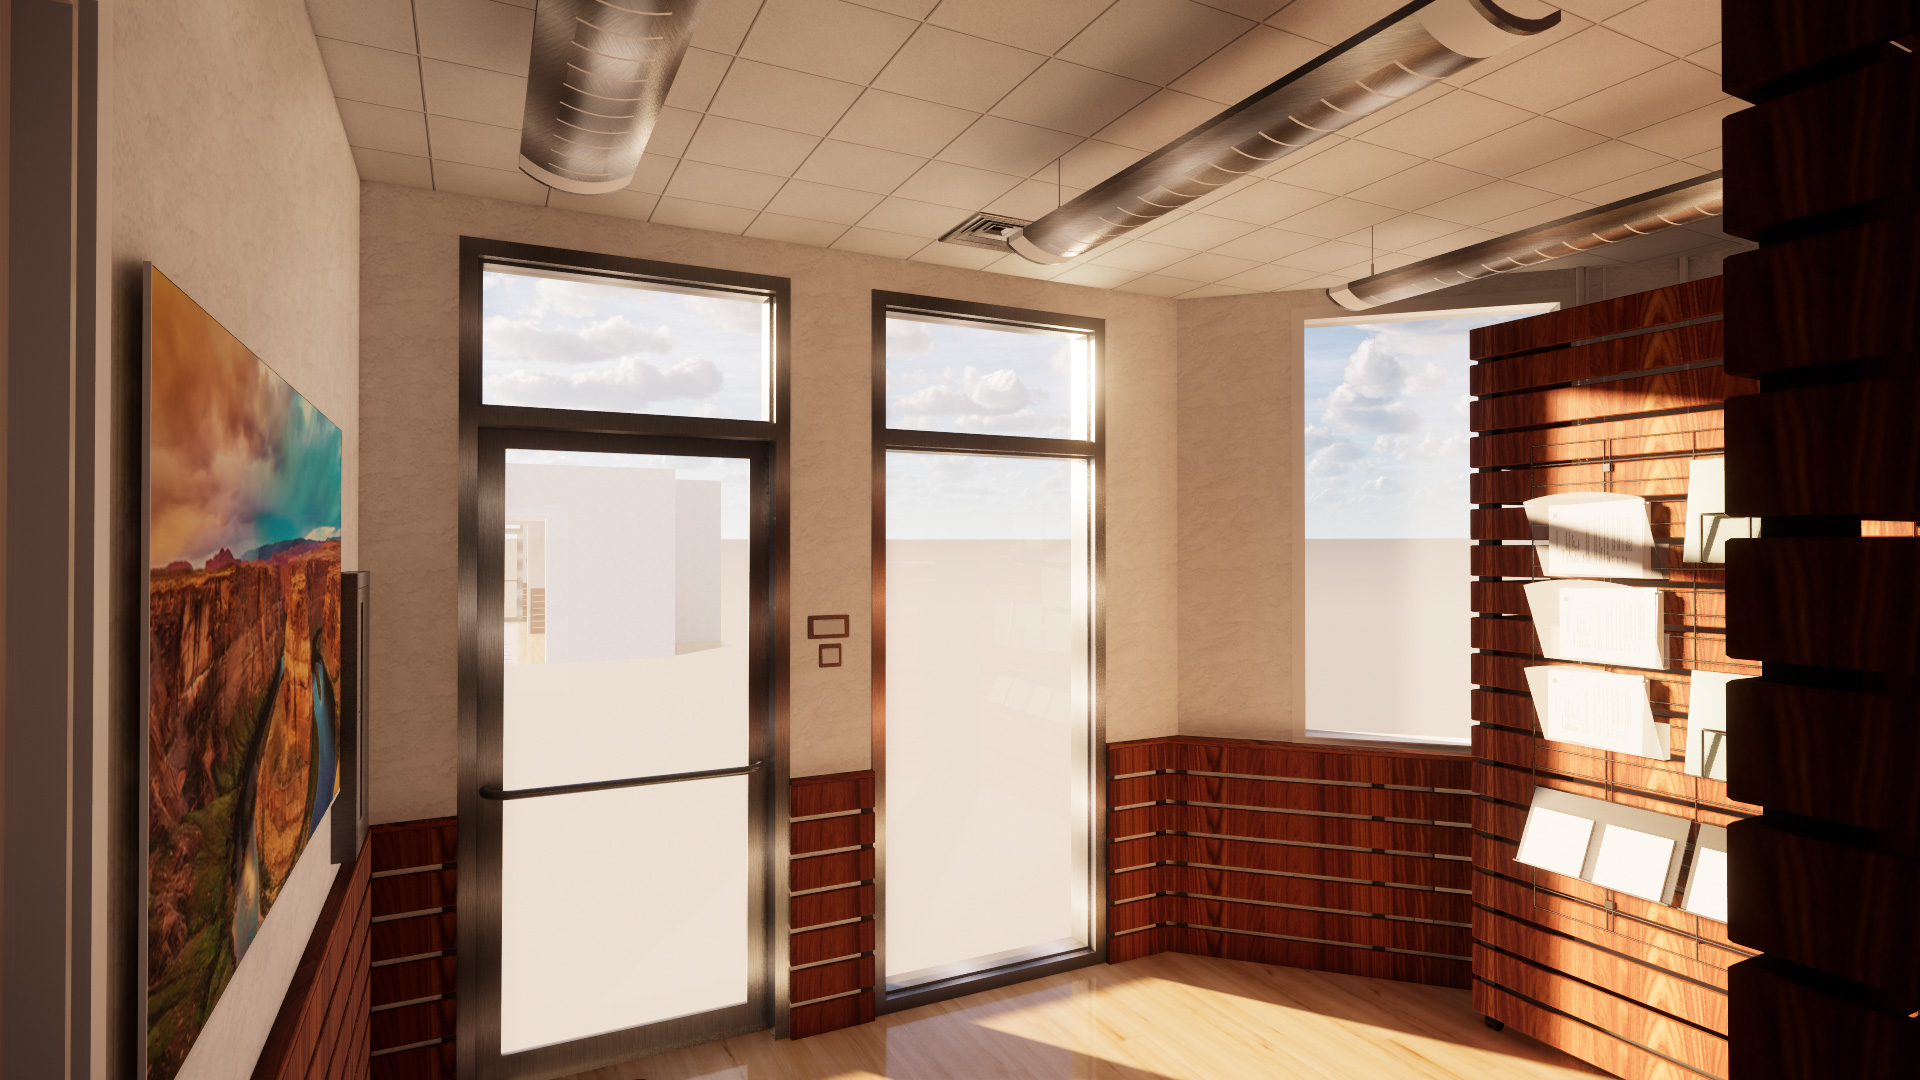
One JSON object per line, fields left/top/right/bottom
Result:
{"left": 940, "top": 213, "right": 1034, "bottom": 251}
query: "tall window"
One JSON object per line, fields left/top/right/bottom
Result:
{"left": 876, "top": 295, "right": 1101, "bottom": 1002}
{"left": 1302, "top": 308, "right": 1549, "bottom": 746}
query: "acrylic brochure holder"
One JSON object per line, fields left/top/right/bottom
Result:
{"left": 1523, "top": 664, "right": 1670, "bottom": 760}
{"left": 1523, "top": 491, "right": 1664, "bottom": 579}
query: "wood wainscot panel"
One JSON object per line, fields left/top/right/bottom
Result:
{"left": 252, "top": 841, "right": 372, "bottom": 1080}
{"left": 367, "top": 818, "right": 459, "bottom": 1074}
{"left": 1475, "top": 945, "right": 1727, "bottom": 1077}
{"left": 1474, "top": 980, "right": 1701, "bottom": 1080}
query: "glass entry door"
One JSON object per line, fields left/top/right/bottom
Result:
{"left": 473, "top": 432, "right": 770, "bottom": 1080}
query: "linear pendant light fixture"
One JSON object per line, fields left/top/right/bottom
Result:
{"left": 1007, "top": 0, "right": 1562, "bottom": 265}
{"left": 1328, "top": 171, "right": 1725, "bottom": 309}
{"left": 518, "top": 0, "right": 707, "bottom": 195}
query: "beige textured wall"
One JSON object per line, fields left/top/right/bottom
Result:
{"left": 109, "top": 1, "right": 360, "bottom": 1078}
{"left": 1174, "top": 273, "right": 1579, "bottom": 743}
{"left": 358, "top": 182, "right": 1180, "bottom": 824}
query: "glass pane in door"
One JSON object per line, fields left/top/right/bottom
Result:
{"left": 884, "top": 451, "right": 1091, "bottom": 989}
{"left": 497, "top": 450, "right": 753, "bottom": 1053}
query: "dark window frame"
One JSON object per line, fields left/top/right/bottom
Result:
{"left": 456, "top": 237, "right": 794, "bottom": 1077}
{"left": 870, "top": 290, "right": 1109, "bottom": 1015}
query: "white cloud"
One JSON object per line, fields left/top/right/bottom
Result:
{"left": 487, "top": 355, "right": 723, "bottom": 406}
{"left": 1308, "top": 440, "right": 1366, "bottom": 476}
{"left": 683, "top": 294, "right": 767, "bottom": 336}
{"left": 1405, "top": 362, "right": 1450, "bottom": 395}
{"left": 1360, "top": 475, "right": 1402, "bottom": 495}
{"left": 1374, "top": 431, "right": 1465, "bottom": 461}
{"left": 896, "top": 367, "right": 1035, "bottom": 417}
{"left": 483, "top": 314, "right": 675, "bottom": 365}
{"left": 886, "top": 320, "right": 933, "bottom": 356}
{"left": 530, "top": 277, "right": 601, "bottom": 318}
{"left": 1321, "top": 338, "right": 1423, "bottom": 434}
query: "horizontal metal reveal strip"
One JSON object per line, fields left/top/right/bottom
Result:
{"left": 1116, "top": 890, "right": 1471, "bottom": 927}
{"left": 1116, "top": 858, "right": 1470, "bottom": 893}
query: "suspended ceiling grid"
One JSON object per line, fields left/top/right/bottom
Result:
{"left": 309, "top": 0, "right": 1746, "bottom": 297}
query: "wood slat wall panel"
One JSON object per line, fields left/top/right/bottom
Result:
{"left": 1727, "top": 538, "right": 1920, "bottom": 673}
{"left": 788, "top": 770, "right": 875, "bottom": 1038}
{"left": 1472, "top": 322, "right": 1725, "bottom": 397}
{"left": 1726, "top": 681, "right": 1920, "bottom": 835}
{"left": 1471, "top": 278, "right": 1723, "bottom": 360}
{"left": 1724, "top": 59, "right": 1920, "bottom": 236}
{"left": 253, "top": 841, "right": 373, "bottom": 1080}
{"left": 1723, "top": 218, "right": 1920, "bottom": 378}
{"left": 1725, "top": 378, "right": 1920, "bottom": 519}
{"left": 1470, "top": 282, "right": 1757, "bottom": 1080}
{"left": 1106, "top": 737, "right": 1475, "bottom": 989}
{"left": 366, "top": 819, "right": 459, "bottom": 1074}
{"left": 1722, "top": 0, "right": 1918, "bottom": 102}
{"left": 1726, "top": 957, "right": 1920, "bottom": 1079}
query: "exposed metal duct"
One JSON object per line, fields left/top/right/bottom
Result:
{"left": 1007, "top": 0, "right": 1561, "bottom": 265}
{"left": 1327, "top": 171, "right": 1726, "bottom": 310}
{"left": 518, "top": 0, "right": 706, "bottom": 196}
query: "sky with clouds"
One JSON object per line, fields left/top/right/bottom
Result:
{"left": 1305, "top": 314, "right": 1525, "bottom": 540}
{"left": 482, "top": 268, "right": 769, "bottom": 420}
{"left": 885, "top": 316, "right": 1090, "bottom": 440}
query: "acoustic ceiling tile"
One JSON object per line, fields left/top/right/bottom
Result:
{"left": 691, "top": 0, "right": 765, "bottom": 54}
{"left": 1686, "top": 147, "right": 1722, "bottom": 171}
{"left": 893, "top": 160, "right": 1024, "bottom": 209}
{"left": 1605, "top": 0, "right": 1721, "bottom": 59}
{"left": 420, "top": 59, "right": 525, "bottom": 128}
{"left": 315, "top": 38, "right": 424, "bottom": 111}
{"left": 1053, "top": 263, "right": 1145, "bottom": 288}
{"left": 1346, "top": 160, "right": 1493, "bottom": 212}
{"left": 1510, "top": 140, "right": 1671, "bottom": 196}
{"left": 936, "top": 116, "right": 1081, "bottom": 177}
{"left": 1094, "top": 89, "right": 1225, "bottom": 152}
{"left": 909, "top": 243, "right": 1002, "bottom": 269}
{"left": 1265, "top": 0, "right": 1412, "bottom": 45}
{"left": 1572, "top": 160, "right": 1705, "bottom": 205}
{"left": 1201, "top": 180, "right": 1332, "bottom": 226}
{"left": 1442, "top": 11, "right": 1590, "bottom": 90}
{"left": 1548, "top": 59, "right": 1724, "bottom": 139}
{"left": 643, "top": 109, "right": 702, "bottom": 160}
{"left": 1179, "top": 283, "right": 1256, "bottom": 297}
{"left": 1267, "top": 139, "right": 1423, "bottom": 195}
{"left": 1219, "top": 263, "right": 1316, "bottom": 291}
{"left": 1160, "top": 251, "right": 1263, "bottom": 282}
{"left": 664, "top": 49, "right": 734, "bottom": 113}
{"left": 1056, "top": 0, "right": 1252, "bottom": 86}
{"left": 305, "top": 0, "right": 416, "bottom": 52}
{"left": 1279, "top": 238, "right": 1369, "bottom": 272}
{"left": 426, "top": 114, "right": 519, "bottom": 171}
{"left": 1272, "top": 196, "right": 1399, "bottom": 239}
{"left": 665, "top": 160, "right": 788, "bottom": 210}
{"left": 1618, "top": 96, "right": 1746, "bottom": 160}
{"left": 1114, "top": 273, "right": 1198, "bottom": 297}
{"left": 764, "top": 179, "right": 886, "bottom": 225}
{"left": 794, "top": 140, "right": 927, "bottom": 194}
{"left": 872, "top": 26, "right": 1047, "bottom": 113}
{"left": 830, "top": 90, "right": 979, "bottom": 158}
{"left": 706, "top": 59, "right": 865, "bottom": 137}
{"left": 1049, "top": 139, "right": 1147, "bottom": 189}
{"left": 1555, "top": 0, "right": 1641, "bottom": 19}
{"left": 336, "top": 99, "right": 428, "bottom": 156}
{"left": 682, "top": 115, "right": 821, "bottom": 176}
{"left": 651, "top": 197, "right": 758, "bottom": 234}
{"left": 1336, "top": 212, "right": 1461, "bottom": 252}
{"left": 548, "top": 189, "right": 659, "bottom": 221}
{"left": 982, "top": 179, "right": 1080, "bottom": 220}
{"left": 738, "top": 0, "right": 918, "bottom": 84}
{"left": 1088, "top": 240, "right": 1192, "bottom": 272}
{"left": 983, "top": 253, "right": 1072, "bottom": 279}
{"left": 1477, "top": 196, "right": 1593, "bottom": 236}
{"left": 1688, "top": 42, "right": 1722, "bottom": 74}
{"left": 924, "top": 0, "right": 1114, "bottom": 55}
{"left": 1398, "top": 226, "right": 1499, "bottom": 259}
{"left": 831, "top": 227, "right": 931, "bottom": 258}
{"left": 351, "top": 146, "right": 433, "bottom": 189}
{"left": 858, "top": 196, "right": 978, "bottom": 238}
{"left": 432, "top": 160, "right": 548, "bottom": 206}
{"left": 991, "top": 61, "right": 1158, "bottom": 138}
{"left": 1170, "top": 25, "right": 1322, "bottom": 103}
{"left": 744, "top": 213, "right": 849, "bottom": 247}
{"left": 1417, "top": 180, "right": 1560, "bottom": 227}
{"left": 844, "top": 0, "right": 939, "bottom": 16}
{"left": 1195, "top": 0, "right": 1288, "bottom": 21}
{"left": 1144, "top": 213, "right": 1260, "bottom": 250}
{"left": 413, "top": 0, "right": 533, "bottom": 77}
{"left": 625, "top": 154, "right": 681, "bottom": 195}
{"left": 1437, "top": 115, "right": 1609, "bottom": 178}
{"left": 1209, "top": 226, "right": 1321, "bottom": 262}
{"left": 1354, "top": 90, "right": 1533, "bottom": 162}
{"left": 1463, "top": 26, "right": 1669, "bottom": 114}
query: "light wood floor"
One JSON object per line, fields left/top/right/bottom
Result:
{"left": 564, "top": 954, "right": 1608, "bottom": 1080}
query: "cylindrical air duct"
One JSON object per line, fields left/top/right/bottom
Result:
{"left": 1008, "top": 0, "right": 1561, "bottom": 265}
{"left": 1327, "top": 171, "right": 1725, "bottom": 310}
{"left": 518, "top": 0, "right": 706, "bottom": 196}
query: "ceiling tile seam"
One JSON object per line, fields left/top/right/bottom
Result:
{"left": 649, "top": 52, "right": 741, "bottom": 223}
{"left": 405, "top": 1, "right": 439, "bottom": 194}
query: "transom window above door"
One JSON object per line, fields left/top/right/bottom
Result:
{"left": 482, "top": 263, "right": 772, "bottom": 422}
